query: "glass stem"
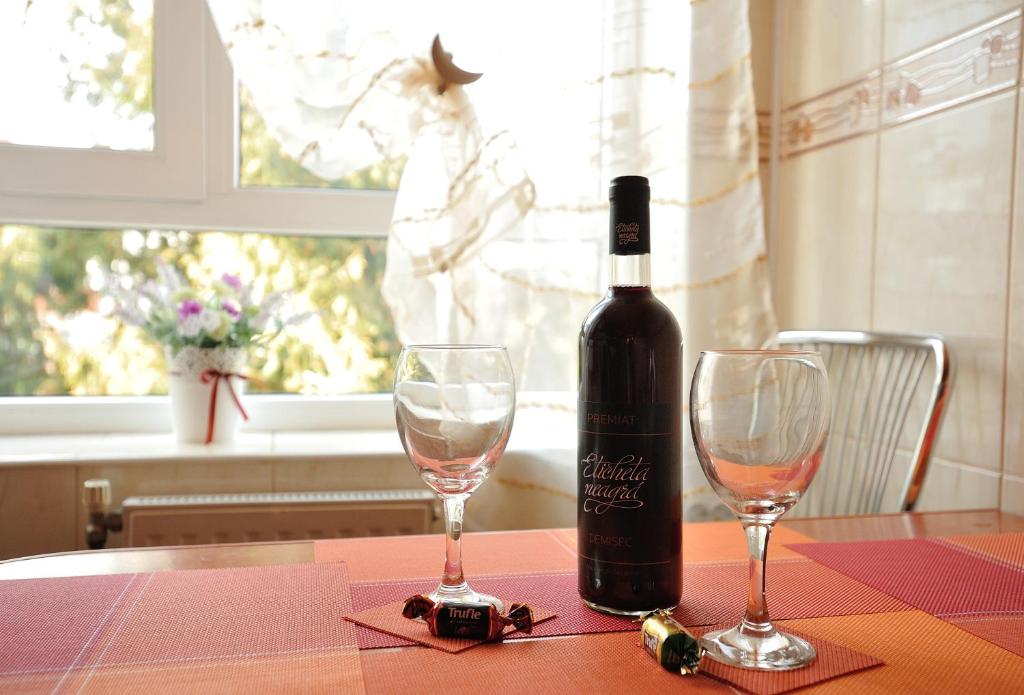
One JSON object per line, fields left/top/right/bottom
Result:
{"left": 441, "top": 494, "right": 468, "bottom": 590}
{"left": 740, "top": 520, "right": 775, "bottom": 637}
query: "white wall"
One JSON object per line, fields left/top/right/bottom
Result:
{"left": 753, "top": 0, "right": 1022, "bottom": 513}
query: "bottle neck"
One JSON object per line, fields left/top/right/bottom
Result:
{"left": 608, "top": 186, "right": 651, "bottom": 288}
{"left": 609, "top": 253, "right": 651, "bottom": 288}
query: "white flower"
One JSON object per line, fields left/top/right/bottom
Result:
{"left": 208, "top": 313, "right": 232, "bottom": 342}
{"left": 280, "top": 310, "right": 318, "bottom": 328}
{"left": 116, "top": 306, "right": 147, "bottom": 327}
{"left": 156, "top": 258, "right": 184, "bottom": 294}
{"left": 139, "top": 279, "right": 171, "bottom": 310}
{"left": 179, "top": 314, "right": 202, "bottom": 338}
{"left": 251, "top": 291, "right": 286, "bottom": 333}
{"left": 197, "top": 308, "right": 233, "bottom": 342}
{"left": 238, "top": 284, "right": 255, "bottom": 309}
{"left": 199, "top": 309, "right": 221, "bottom": 334}
{"left": 251, "top": 313, "right": 271, "bottom": 332}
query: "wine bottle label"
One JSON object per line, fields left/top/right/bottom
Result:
{"left": 613, "top": 222, "right": 647, "bottom": 255}
{"left": 608, "top": 210, "right": 650, "bottom": 255}
{"left": 578, "top": 400, "right": 677, "bottom": 565}
{"left": 608, "top": 177, "right": 650, "bottom": 256}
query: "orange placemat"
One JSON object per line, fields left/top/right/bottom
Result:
{"left": 0, "top": 563, "right": 365, "bottom": 694}
{"left": 547, "top": 523, "right": 817, "bottom": 564}
{"left": 935, "top": 530, "right": 1024, "bottom": 658}
{"left": 691, "top": 624, "right": 882, "bottom": 695}
{"left": 938, "top": 532, "right": 1024, "bottom": 570}
{"left": 684, "top": 522, "right": 817, "bottom": 563}
{"left": 781, "top": 610, "right": 1024, "bottom": 694}
{"left": 360, "top": 630, "right": 733, "bottom": 694}
{"left": 315, "top": 529, "right": 578, "bottom": 581}
{"left": 945, "top": 613, "right": 1024, "bottom": 657}
{"left": 790, "top": 536, "right": 1024, "bottom": 657}
{"left": 313, "top": 524, "right": 817, "bottom": 584}
{"left": 356, "top": 621, "right": 880, "bottom": 695}
{"left": 345, "top": 600, "right": 556, "bottom": 653}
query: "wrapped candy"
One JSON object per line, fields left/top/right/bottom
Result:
{"left": 402, "top": 595, "right": 534, "bottom": 640}
{"left": 640, "top": 609, "right": 704, "bottom": 675}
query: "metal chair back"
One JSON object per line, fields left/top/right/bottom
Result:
{"left": 774, "top": 330, "right": 954, "bottom": 516}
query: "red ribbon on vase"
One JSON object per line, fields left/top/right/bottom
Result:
{"left": 199, "top": 369, "right": 250, "bottom": 444}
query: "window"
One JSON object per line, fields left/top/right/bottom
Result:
{"left": 0, "top": 0, "right": 204, "bottom": 200}
{"left": 0, "top": 224, "right": 397, "bottom": 397}
{"left": 0, "top": 0, "right": 154, "bottom": 151}
{"left": 239, "top": 86, "right": 405, "bottom": 191}
{"left": 0, "top": 0, "right": 400, "bottom": 433}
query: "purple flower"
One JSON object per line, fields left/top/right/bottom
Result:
{"left": 221, "top": 273, "right": 242, "bottom": 290}
{"left": 221, "top": 300, "right": 241, "bottom": 319}
{"left": 177, "top": 299, "right": 202, "bottom": 321}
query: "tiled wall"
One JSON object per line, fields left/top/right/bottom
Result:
{"left": 753, "top": 0, "right": 1023, "bottom": 514}
{"left": 0, "top": 453, "right": 426, "bottom": 559}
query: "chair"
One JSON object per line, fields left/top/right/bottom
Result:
{"left": 773, "top": 330, "right": 954, "bottom": 516}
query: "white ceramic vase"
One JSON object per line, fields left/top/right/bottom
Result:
{"left": 167, "top": 346, "right": 248, "bottom": 444}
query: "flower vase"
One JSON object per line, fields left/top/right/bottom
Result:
{"left": 167, "top": 346, "right": 249, "bottom": 444}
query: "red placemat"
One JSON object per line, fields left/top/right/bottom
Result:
{"left": 677, "top": 559, "right": 909, "bottom": 626}
{"left": 346, "top": 573, "right": 621, "bottom": 650}
{"left": 0, "top": 573, "right": 138, "bottom": 679}
{"left": 345, "top": 600, "right": 556, "bottom": 653}
{"left": 347, "top": 559, "right": 908, "bottom": 649}
{"left": 0, "top": 563, "right": 365, "bottom": 694}
{"left": 788, "top": 538, "right": 1024, "bottom": 616}
{"left": 789, "top": 537, "right": 1024, "bottom": 657}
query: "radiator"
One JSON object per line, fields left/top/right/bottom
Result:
{"left": 120, "top": 490, "right": 440, "bottom": 547}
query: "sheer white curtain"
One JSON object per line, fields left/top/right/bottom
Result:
{"left": 209, "top": 0, "right": 775, "bottom": 523}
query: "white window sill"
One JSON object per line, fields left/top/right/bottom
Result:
{"left": 0, "top": 430, "right": 402, "bottom": 467}
{"left": 0, "top": 410, "right": 576, "bottom": 468}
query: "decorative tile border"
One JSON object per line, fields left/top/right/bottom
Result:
{"left": 882, "top": 10, "right": 1021, "bottom": 126}
{"left": 757, "top": 109, "right": 771, "bottom": 162}
{"left": 763, "top": 9, "right": 1023, "bottom": 159}
{"left": 780, "top": 72, "right": 882, "bottom": 158}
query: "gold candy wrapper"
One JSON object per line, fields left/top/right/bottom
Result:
{"left": 640, "top": 609, "right": 704, "bottom": 675}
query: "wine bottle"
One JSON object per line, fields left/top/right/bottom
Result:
{"left": 577, "top": 175, "right": 682, "bottom": 615}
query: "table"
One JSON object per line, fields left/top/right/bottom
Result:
{"left": 2, "top": 510, "right": 1023, "bottom": 693}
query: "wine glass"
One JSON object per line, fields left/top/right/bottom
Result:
{"left": 394, "top": 345, "right": 516, "bottom": 611}
{"left": 690, "top": 350, "right": 830, "bottom": 670}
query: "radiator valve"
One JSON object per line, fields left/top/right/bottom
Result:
{"left": 83, "top": 479, "right": 123, "bottom": 550}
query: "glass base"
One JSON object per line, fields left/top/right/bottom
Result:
{"left": 701, "top": 623, "right": 816, "bottom": 671}
{"left": 583, "top": 600, "right": 678, "bottom": 618}
{"left": 428, "top": 582, "right": 503, "bottom": 613}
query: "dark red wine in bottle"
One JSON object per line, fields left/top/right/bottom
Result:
{"left": 577, "top": 175, "right": 682, "bottom": 615}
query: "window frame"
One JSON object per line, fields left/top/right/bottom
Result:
{"left": 0, "top": 0, "right": 204, "bottom": 201}
{"left": 0, "top": 394, "right": 395, "bottom": 435}
{"left": 0, "top": 0, "right": 396, "bottom": 237}
{"left": 0, "top": 0, "right": 400, "bottom": 433}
